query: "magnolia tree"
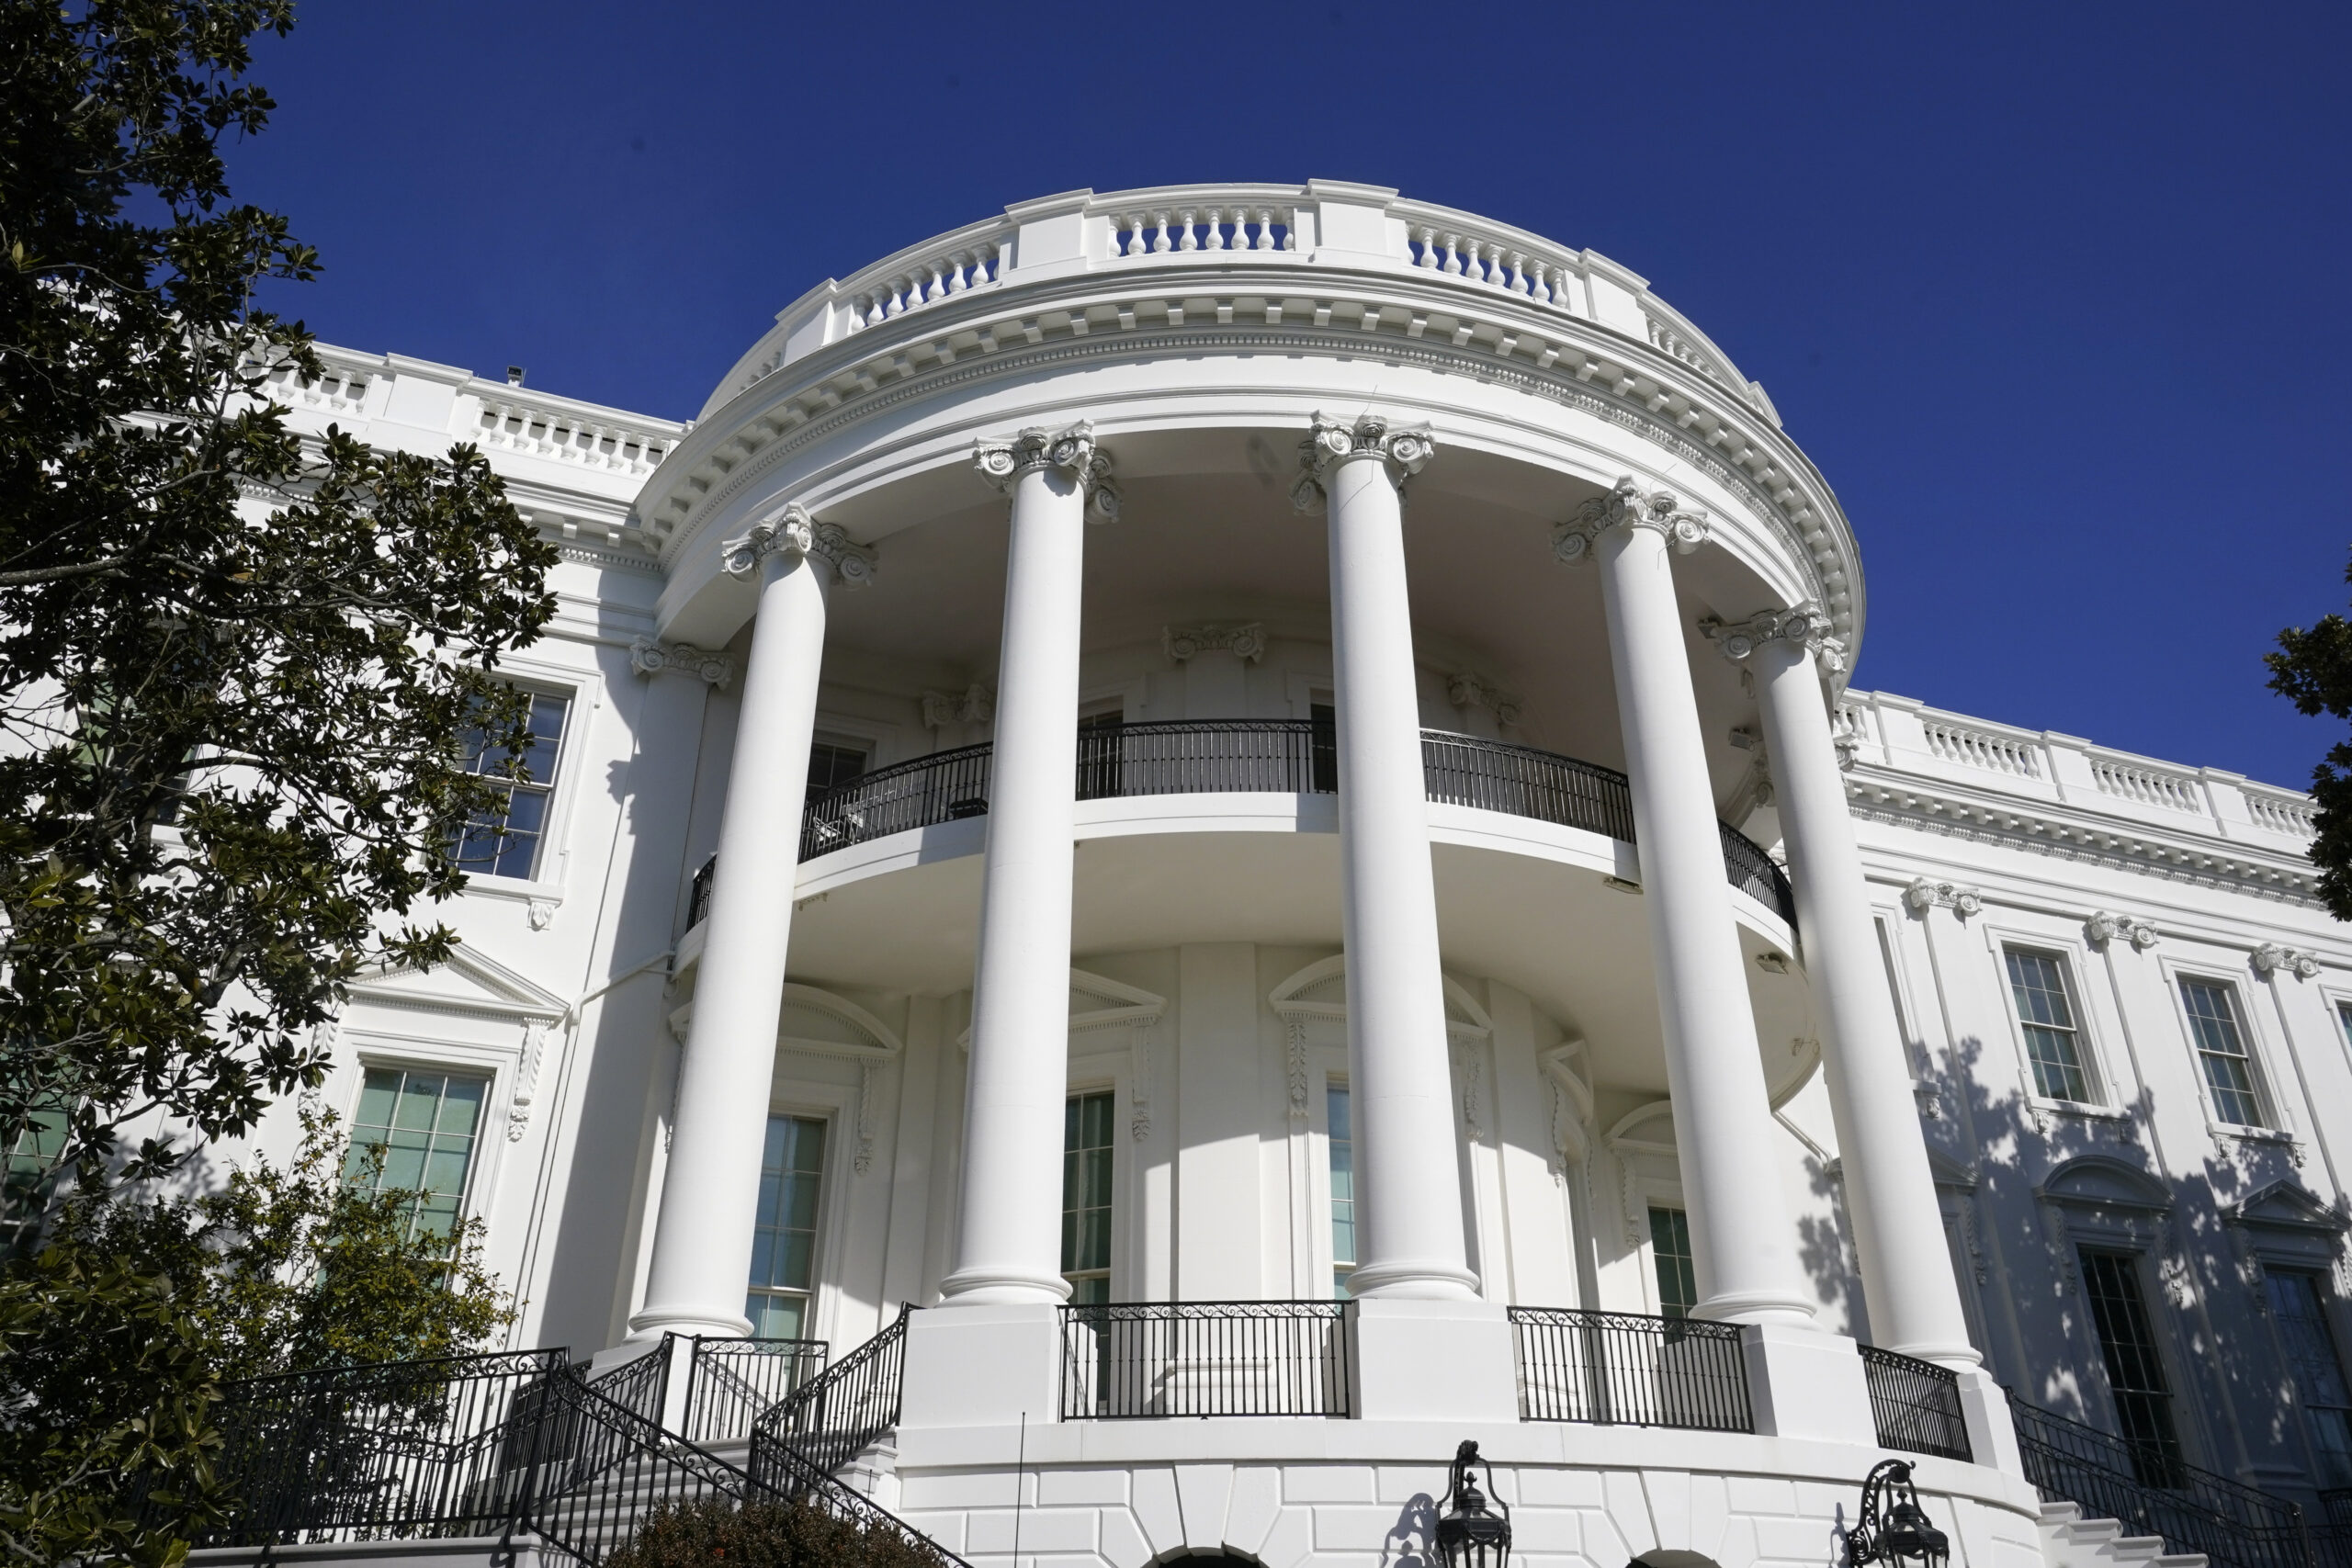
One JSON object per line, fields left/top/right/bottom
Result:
{"left": 0, "top": 1, "right": 555, "bottom": 1561}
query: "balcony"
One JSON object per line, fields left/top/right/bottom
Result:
{"left": 681, "top": 721, "right": 1794, "bottom": 931}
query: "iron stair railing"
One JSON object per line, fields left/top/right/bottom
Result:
{"left": 747, "top": 1303, "right": 915, "bottom": 1491}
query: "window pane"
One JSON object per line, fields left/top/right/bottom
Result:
{"left": 1649, "top": 1206, "right": 1698, "bottom": 1319}
{"left": 2007, "top": 949, "right": 2092, "bottom": 1102}
{"left": 746, "top": 1113, "right": 827, "bottom": 1334}
{"left": 2181, "top": 979, "right": 2264, "bottom": 1125}
{"left": 447, "top": 690, "right": 567, "bottom": 879}
{"left": 2267, "top": 1271, "right": 2352, "bottom": 1486}
{"left": 345, "top": 1066, "right": 489, "bottom": 1243}
{"left": 2081, "top": 1250, "right": 2184, "bottom": 1485}
{"left": 1061, "top": 1091, "right": 1115, "bottom": 1292}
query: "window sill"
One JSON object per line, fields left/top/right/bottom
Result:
{"left": 458, "top": 874, "right": 564, "bottom": 906}
{"left": 2029, "top": 1097, "right": 2130, "bottom": 1122}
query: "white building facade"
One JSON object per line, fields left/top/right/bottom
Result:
{"left": 211, "top": 183, "right": 2352, "bottom": 1568}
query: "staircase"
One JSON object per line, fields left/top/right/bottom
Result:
{"left": 2038, "top": 1500, "right": 2210, "bottom": 1568}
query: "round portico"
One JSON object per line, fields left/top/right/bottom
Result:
{"left": 622, "top": 180, "right": 1984, "bottom": 1437}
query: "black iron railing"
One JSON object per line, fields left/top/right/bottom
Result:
{"left": 182, "top": 1349, "right": 967, "bottom": 1567}
{"left": 584, "top": 1341, "right": 671, "bottom": 1427}
{"left": 195, "top": 1348, "right": 567, "bottom": 1545}
{"left": 1860, "top": 1346, "right": 1971, "bottom": 1461}
{"left": 2008, "top": 1389, "right": 2312, "bottom": 1568}
{"left": 684, "top": 855, "right": 717, "bottom": 931}
{"left": 749, "top": 1304, "right": 913, "bottom": 1488}
{"left": 683, "top": 1335, "right": 827, "bottom": 1447}
{"left": 1058, "top": 1302, "right": 1353, "bottom": 1419}
{"left": 1508, "top": 1307, "right": 1753, "bottom": 1432}
{"left": 733, "top": 721, "right": 1796, "bottom": 927}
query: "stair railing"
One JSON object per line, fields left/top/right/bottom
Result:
{"left": 2007, "top": 1389, "right": 2312, "bottom": 1568}
{"left": 747, "top": 1303, "right": 915, "bottom": 1490}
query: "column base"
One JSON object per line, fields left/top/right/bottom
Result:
{"left": 1346, "top": 1259, "right": 1482, "bottom": 1301}
{"left": 899, "top": 1303, "right": 1062, "bottom": 1429}
{"left": 938, "top": 1264, "right": 1073, "bottom": 1306}
{"left": 628, "top": 1303, "right": 752, "bottom": 1341}
{"left": 1349, "top": 1298, "right": 1519, "bottom": 1423}
{"left": 1697, "top": 1287, "right": 1818, "bottom": 1326}
{"left": 1740, "top": 1323, "right": 1877, "bottom": 1445}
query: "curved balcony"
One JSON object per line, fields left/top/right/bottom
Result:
{"left": 710, "top": 721, "right": 1793, "bottom": 926}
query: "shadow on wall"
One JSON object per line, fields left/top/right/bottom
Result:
{"left": 1921, "top": 1023, "right": 2330, "bottom": 1495}
{"left": 1378, "top": 1493, "right": 1437, "bottom": 1568}
{"left": 1799, "top": 1145, "right": 1871, "bottom": 1337}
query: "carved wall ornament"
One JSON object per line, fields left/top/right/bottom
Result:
{"left": 1164, "top": 622, "right": 1268, "bottom": 663}
{"left": 628, "top": 637, "right": 735, "bottom": 688}
{"left": 1550, "top": 475, "right": 1708, "bottom": 565}
{"left": 973, "top": 421, "right": 1121, "bottom": 520}
{"left": 1445, "top": 672, "right": 1522, "bottom": 728}
{"left": 1285, "top": 1018, "right": 1310, "bottom": 1123}
{"left": 2253, "top": 942, "right": 2323, "bottom": 980}
{"left": 1128, "top": 1021, "right": 1157, "bottom": 1142}
{"left": 526, "top": 898, "right": 556, "bottom": 931}
{"left": 506, "top": 1018, "right": 554, "bottom": 1143}
{"left": 921, "top": 683, "right": 995, "bottom": 729}
{"left": 2086, "top": 911, "right": 2160, "bottom": 952}
{"left": 854, "top": 1061, "right": 881, "bottom": 1174}
{"left": 1289, "top": 411, "right": 1436, "bottom": 513}
{"left": 1453, "top": 1045, "right": 1486, "bottom": 1143}
{"left": 1700, "top": 602, "right": 1850, "bottom": 676}
{"left": 719, "top": 502, "right": 877, "bottom": 586}
{"left": 1904, "top": 877, "right": 1982, "bottom": 918}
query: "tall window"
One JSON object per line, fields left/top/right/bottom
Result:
{"left": 746, "top": 1114, "right": 827, "bottom": 1339}
{"left": 1309, "top": 702, "right": 1339, "bottom": 794}
{"left": 805, "top": 739, "right": 868, "bottom": 807}
{"left": 2337, "top": 1000, "right": 2352, "bottom": 1057}
{"left": 2006, "top": 948, "right": 2093, "bottom": 1102}
{"left": 449, "top": 691, "right": 569, "bottom": 879}
{"left": 345, "top": 1066, "right": 488, "bottom": 1241}
{"left": 2268, "top": 1270, "right": 2352, "bottom": 1487}
{"left": 1061, "top": 1091, "right": 1114, "bottom": 1303}
{"left": 1, "top": 1108, "right": 67, "bottom": 1257}
{"left": 1649, "top": 1206, "right": 1698, "bottom": 1319}
{"left": 2081, "top": 1250, "right": 2184, "bottom": 1485}
{"left": 2180, "top": 978, "right": 2265, "bottom": 1127}
{"left": 1329, "top": 1084, "right": 1356, "bottom": 1300}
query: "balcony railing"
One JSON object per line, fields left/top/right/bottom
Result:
{"left": 749, "top": 1304, "right": 912, "bottom": 1487}
{"left": 683, "top": 1335, "right": 828, "bottom": 1446}
{"left": 2007, "top": 1389, "right": 2312, "bottom": 1568}
{"left": 1507, "top": 1306, "right": 1752, "bottom": 1432}
{"left": 1859, "top": 1345, "right": 1972, "bottom": 1461}
{"left": 1058, "top": 1302, "right": 1353, "bottom": 1419}
{"left": 766, "top": 721, "right": 1795, "bottom": 925}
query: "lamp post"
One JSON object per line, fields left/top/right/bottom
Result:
{"left": 1847, "top": 1460, "right": 1951, "bottom": 1568}
{"left": 1434, "top": 1440, "right": 1511, "bottom": 1568}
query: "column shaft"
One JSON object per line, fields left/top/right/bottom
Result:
{"left": 1318, "top": 423, "right": 1476, "bottom": 1300}
{"left": 944, "top": 456, "right": 1091, "bottom": 1304}
{"left": 633, "top": 541, "right": 833, "bottom": 1339}
{"left": 1752, "top": 636, "right": 1980, "bottom": 1365}
{"left": 1594, "top": 516, "right": 1813, "bottom": 1325}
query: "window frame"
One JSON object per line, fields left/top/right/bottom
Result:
{"left": 2162, "top": 959, "right": 2286, "bottom": 1137}
{"left": 2002, "top": 942, "right": 2102, "bottom": 1106}
{"left": 2263, "top": 1265, "right": 2352, "bottom": 1491}
{"left": 448, "top": 665, "right": 590, "bottom": 900}
{"left": 1978, "top": 920, "right": 2124, "bottom": 1119}
{"left": 341, "top": 1054, "right": 503, "bottom": 1241}
{"left": 1326, "top": 1078, "right": 1356, "bottom": 1301}
{"left": 743, "top": 1111, "right": 832, "bottom": 1341}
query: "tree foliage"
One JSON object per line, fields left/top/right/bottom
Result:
{"left": 607, "top": 1496, "right": 952, "bottom": 1568}
{"left": 1, "top": 1, "right": 555, "bottom": 1561}
{"left": 2267, "top": 551, "right": 2352, "bottom": 919}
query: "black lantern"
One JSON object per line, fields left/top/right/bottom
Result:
{"left": 1847, "top": 1460, "right": 1951, "bottom": 1568}
{"left": 1434, "top": 1439, "right": 1512, "bottom": 1568}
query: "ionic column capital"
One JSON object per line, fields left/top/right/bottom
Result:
{"left": 1551, "top": 475, "right": 1708, "bottom": 564}
{"left": 973, "top": 420, "right": 1122, "bottom": 520}
{"left": 1701, "top": 602, "right": 1849, "bottom": 676}
{"left": 720, "top": 502, "right": 877, "bottom": 587}
{"left": 628, "top": 637, "right": 734, "bottom": 688}
{"left": 1289, "top": 411, "right": 1436, "bottom": 513}
{"left": 1163, "top": 621, "right": 1267, "bottom": 663}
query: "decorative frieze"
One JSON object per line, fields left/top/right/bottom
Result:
{"left": 719, "top": 502, "right": 877, "bottom": 586}
{"left": 1445, "top": 672, "right": 1521, "bottom": 728}
{"left": 1700, "top": 601, "right": 1849, "bottom": 677}
{"left": 1551, "top": 475, "right": 1708, "bottom": 565}
{"left": 628, "top": 637, "right": 734, "bottom": 688}
{"left": 2085, "top": 911, "right": 2159, "bottom": 952}
{"left": 921, "top": 683, "right": 995, "bottom": 729}
{"left": 2252, "top": 942, "right": 2322, "bottom": 979}
{"left": 972, "top": 421, "right": 1121, "bottom": 520}
{"left": 1904, "top": 877, "right": 1982, "bottom": 917}
{"left": 1289, "top": 411, "right": 1435, "bottom": 512}
{"left": 1164, "top": 622, "right": 1267, "bottom": 663}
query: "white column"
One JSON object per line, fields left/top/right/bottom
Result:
{"left": 1297, "top": 413, "right": 1476, "bottom": 1301}
{"left": 1725, "top": 607, "right": 1981, "bottom": 1367}
{"left": 942, "top": 423, "right": 1118, "bottom": 1304}
{"left": 1556, "top": 479, "right": 1813, "bottom": 1325}
{"left": 632, "top": 506, "right": 874, "bottom": 1340}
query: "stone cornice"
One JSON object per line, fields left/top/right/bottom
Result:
{"left": 1846, "top": 763, "right": 2321, "bottom": 906}
{"left": 638, "top": 263, "right": 1856, "bottom": 649}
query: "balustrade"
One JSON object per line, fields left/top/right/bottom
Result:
{"left": 1922, "top": 719, "right": 2042, "bottom": 779}
{"left": 1507, "top": 1306, "right": 1752, "bottom": 1432}
{"left": 1058, "top": 1302, "right": 1352, "bottom": 1419}
{"left": 1859, "top": 1345, "right": 1971, "bottom": 1461}
{"left": 2091, "top": 758, "right": 2204, "bottom": 813}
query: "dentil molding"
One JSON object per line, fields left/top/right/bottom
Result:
{"left": 1551, "top": 475, "right": 1708, "bottom": 564}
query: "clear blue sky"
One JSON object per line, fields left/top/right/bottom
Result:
{"left": 232, "top": 2, "right": 2349, "bottom": 790}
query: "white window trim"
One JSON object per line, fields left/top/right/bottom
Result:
{"left": 758, "top": 1079, "right": 856, "bottom": 1347}
{"left": 1978, "top": 918, "right": 2124, "bottom": 1119}
{"left": 1311, "top": 1065, "right": 1352, "bottom": 1297}
{"left": 2158, "top": 955, "right": 2295, "bottom": 1144}
{"left": 339, "top": 1040, "right": 512, "bottom": 1235}
{"left": 1284, "top": 672, "right": 1335, "bottom": 720}
{"left": 456, "top": 659, "right": 598, "bottom": 904}
{"left": 1058, "top": 1062, "right": 1128, "bottom": 1300}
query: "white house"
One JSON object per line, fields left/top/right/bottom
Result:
{"left": 164, "top": 182, "right": 2352, "bottom": 1568}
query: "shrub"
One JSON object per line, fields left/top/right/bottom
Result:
{"left": 606, "top": 1495, "right": 952, "bottom": 1568}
